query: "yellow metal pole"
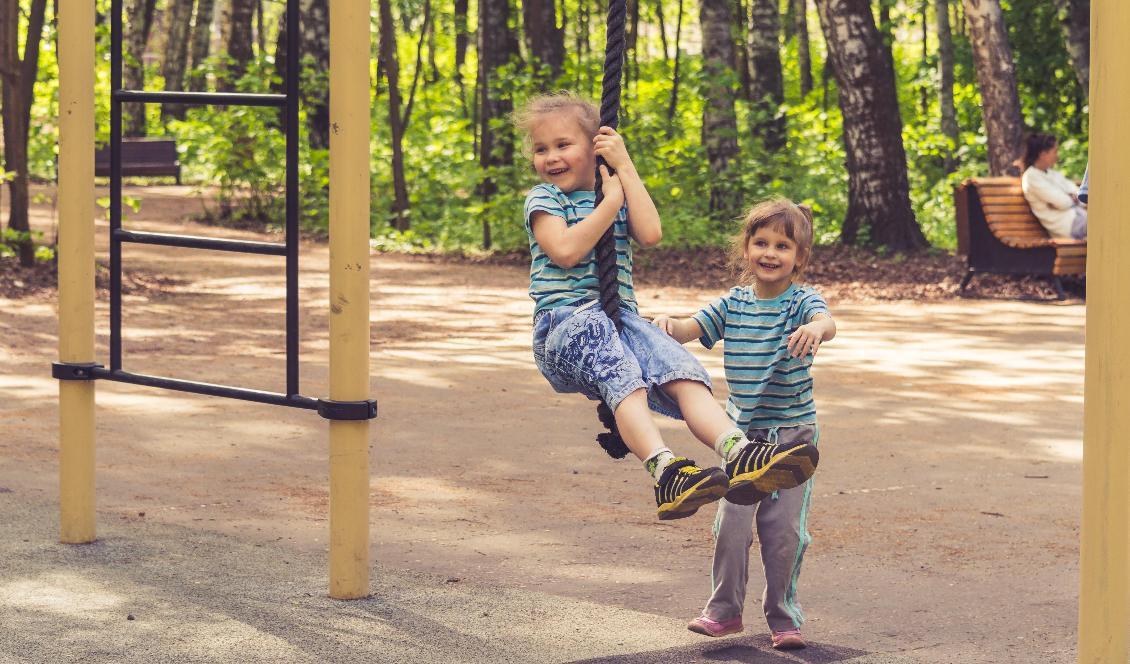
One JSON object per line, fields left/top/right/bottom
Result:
{"left": 57, "top": 0, "right": 97, "bottom": 544}
{"left": 327, "top": 0, "right": 372, "bottom": 599}
{"left": 1078, "top": 2, "right": 1130, "bottom": 661}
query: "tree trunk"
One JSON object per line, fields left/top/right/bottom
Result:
{"left": 454, "top": 0, "right": 469, "bottom": 112}
{"left": 402, "top": 0, "right": 432, "bottom": 131}
{"left": 699, "top": 0, "right": 742, "bottom": 219}
{"left": 378, "top": 0, "right": 411, "bottom": 230}
{"left": 962, "top": 0, "right": 1024, "bottom": 176}
{"left": 815, "top": 0, "right": 927, "bottom": 250}
{"left": 627, "top": 0, "right": 640, "bottom": 89}
{"left": 303, "top": 0, "right": 330, "bottom": 149}
{"left": 666, "top": 0, "right": 684, "bottom": 129}
{"left": 522, "top": 0, "right": 565, "bottom": 84}
{"left": 1055, "top": 0, "right": 1089, "bottom": 96}
{"left": 0, "top": 0, "right": 48, "bottom": 266}
{"left": 255, "top": 0, "right": 265, "bottom": 55}
{"left": 936, "top": 0, "right": 959, "bottom": 172}
{"left": 876, "top": 0, "right": 895, "bottom": 75}
{"left": 478, "top": 0, "right": 517, "bottom": 248}
{"left": 733, "top": 0, "right": 750, "bottom": 97}
{"left": 220, "top": 0, "right": 255, "bottom": 90}
{"left": 123, "top": 0, "right": 157, "bottom": 136}
{"left": 187, "top": 0, "right": 216, "bottom": 91}
{"left": 162, "top": 0, "right": 195, "bottom": 121}
{"left": 271, "top": 7, "right": 287, "bottom": 116}
{"left": 795, "top": 0, "right": 812, "bottom": 96}
{"left": 747, "top": 0, "right": 785, "bottom": 151}
{"left": 655, "top": 0, "right": 669, "bottom": 61}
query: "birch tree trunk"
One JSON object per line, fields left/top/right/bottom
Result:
{"left": 699, "top": 0, "right": 742, "bottom": 219}
{"left": 162, "top": 0, "right": 195, "bottom": 121}
{"left": 795, "top": 0, "right": 812, "bottom": 96}
{"left": 187, "top": 0, "right": 216, "bottom": 91}
{"left": 1055, "top": 0, "right": 1089, "bottom": 96}
{"left": 936, "top": 0, "right": 959, "bottom": 172}
{"left": 747, "top": 0, "right": 785, "bottom": 151}
{"left": 815, "top": 0, "right": 926, "bottom": 250}
{"left": 962, "top": 0, "right": 1024, "bottom": 175}
{"left": 378, "top": 0, "right": 411, "bottom": 230}
{"left": 123, "top": 0, "right": 157, "bottom": 136}
{"left": 0, "top": 0, "right": 48, "bottom": 266}
{"left": 478, "top": 0, "right": 518, "bottom": 248}
{"left": 522, "top": 0, "right": 565, "bottom": 83}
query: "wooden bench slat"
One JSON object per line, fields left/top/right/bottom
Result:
{"left": 984, "top": 213, "right": 1040, "bottom": 224}
{"left": 983, "top": 203, "right": 1036, "bottom": 215}
{"left": 980, "top": 194, "right": 1027, "bottom": 205}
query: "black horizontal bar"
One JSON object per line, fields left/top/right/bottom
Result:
{"left": 114, "top": 229, "right": 287, "bottom": 255}
{"left": 90, "top": 367, "right": 319, "bottom": 411}
{"left": 113, "top": 90, "right": 287, "bottom": 108}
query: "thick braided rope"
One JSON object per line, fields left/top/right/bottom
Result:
{"left": 594, "top": 0, "right": 626, "bottom": 330}
{"left": 593, "top": 0, "right": 630, "bottom": 460}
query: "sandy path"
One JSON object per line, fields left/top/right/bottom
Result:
{"left": 0, "top": 187, "right": 1084, "bottom": 662}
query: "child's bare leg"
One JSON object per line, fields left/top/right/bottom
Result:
{"left": 613, "top": 389, "right": 668, "bottom": 461}
{"left": 660, "top": 379, "right": 740, "bottom": 448}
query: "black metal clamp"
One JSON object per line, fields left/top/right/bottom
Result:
{"left": 52, "top": 362, "right": 103, "bottom": 380}
{"left": 317, "top": 399, "right": 378, "bottom": 421}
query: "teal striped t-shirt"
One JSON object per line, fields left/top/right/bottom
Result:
{"left": 524, "top": 183, "right": 637, "bottom": 317}
{"left": 693, "top": 284, "right": 829, "bottom": 429}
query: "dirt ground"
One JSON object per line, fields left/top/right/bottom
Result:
{"left": 0, "top": 186, "right": 1085, "bottom": 662}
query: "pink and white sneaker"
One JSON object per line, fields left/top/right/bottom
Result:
{"left": 771, "top": 627, "right": 806, "bottom": 650}
{"left": 687, "top": 614, "right": 744, "bottom": 637}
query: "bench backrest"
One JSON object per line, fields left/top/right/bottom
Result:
{"left": 956, "top": 177, "right": 1051, "bottom": 254}
{"left": 94, "top": 138, "right": 179, "bottom": 168}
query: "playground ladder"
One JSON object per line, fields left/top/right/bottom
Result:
{"left": 52, "top": 0, "right": 374, "bottom": 421}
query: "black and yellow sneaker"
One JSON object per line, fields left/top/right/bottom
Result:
{"left": 724, "top": 438, "right": 819, "bottom": 506}
{"left": 654, "top": 458, "right": 730, "bottom": 521}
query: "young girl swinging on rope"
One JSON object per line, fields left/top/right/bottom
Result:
{"left": 515, "top": 92, "right": 819, "bottom": 520}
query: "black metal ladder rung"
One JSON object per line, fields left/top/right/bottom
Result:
{"left": 90, "top": 367, "right": 319, "bottom": 410}
{"left": 115, "top": 229, "right": 288, "bottom": 256}
{"left": 114, "top": 90, "right": 288, "bottom": 108}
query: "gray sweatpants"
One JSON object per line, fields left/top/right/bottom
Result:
{"left": 701, "top": 424, "right": 818, "bottom": 632}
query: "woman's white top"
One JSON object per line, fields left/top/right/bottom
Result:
{"left": 1021, "top": 166, "right": 1079, "bottom": 239}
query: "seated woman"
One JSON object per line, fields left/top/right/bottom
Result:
{"left": 1020, "top": 133, "right": 1087, "bottom": 239}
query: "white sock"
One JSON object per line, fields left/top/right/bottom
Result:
{"left": 714, "top": 428, "right": 748, "bottom": 462}
{"left": 644, "top": 448, "right": 677, "bottom": 481}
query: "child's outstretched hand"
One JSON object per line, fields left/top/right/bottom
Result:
{"left": 599, "top": 164, "right": 624, "bottom": 208}
{"left": 593, "top": 127, "right": 632, "bottom": 171}
{"left": 787, "top": 322, "right": 823, "bottom": 358}
{"left": 651, "top": 314, "right": 676, "bottom": 337}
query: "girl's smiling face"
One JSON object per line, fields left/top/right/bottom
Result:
{"left": 745, "top": 224, "right": 799, "bottom": 294}
{"left": 530, "top": 115, "right": 597, "bottom": 193}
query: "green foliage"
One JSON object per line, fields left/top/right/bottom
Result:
{"left": 13, "top": 0, "right": 1089, "bottom": 257}
{"left": 0, "top": 228, "right": 53, "bottom": 262}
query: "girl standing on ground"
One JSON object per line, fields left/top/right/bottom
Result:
{"left": 515, "top": 93, "right": 819, "bottom": 521}
{"left": 652, "top": 199, "right": 836, "bottom": 649}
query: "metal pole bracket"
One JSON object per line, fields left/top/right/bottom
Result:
{"left": 52, "top": 362, "right": 104, "bottom": 381}
{"left": 317, "top": 398, "right": 378, "bottom": 421}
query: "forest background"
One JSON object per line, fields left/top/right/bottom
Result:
{"left": 0, "top": 0, "right": 1091, "bottom": 267}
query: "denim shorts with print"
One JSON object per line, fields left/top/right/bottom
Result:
{"left": 532, "top": 302, "right": 712, "bottom": 419}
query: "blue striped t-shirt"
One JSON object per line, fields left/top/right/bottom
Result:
{"left": 693, "top": 284, "right": 829, "bottom": 429}
{"left": 524, "top": 183, "right": 637, "bottom": 317}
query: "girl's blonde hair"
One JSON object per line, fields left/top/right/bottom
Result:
{"left": 730, "top": 198, "right": 815, "bottom": 284}
{"left": 512, "top": 92, "right": 601, "bottom": 157}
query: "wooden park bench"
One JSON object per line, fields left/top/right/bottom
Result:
{"left": 954, "top": 176, "right": 1086, "bottom": 300}
{"left": 94, "top": 137, "right": 182, "bottom": 184}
